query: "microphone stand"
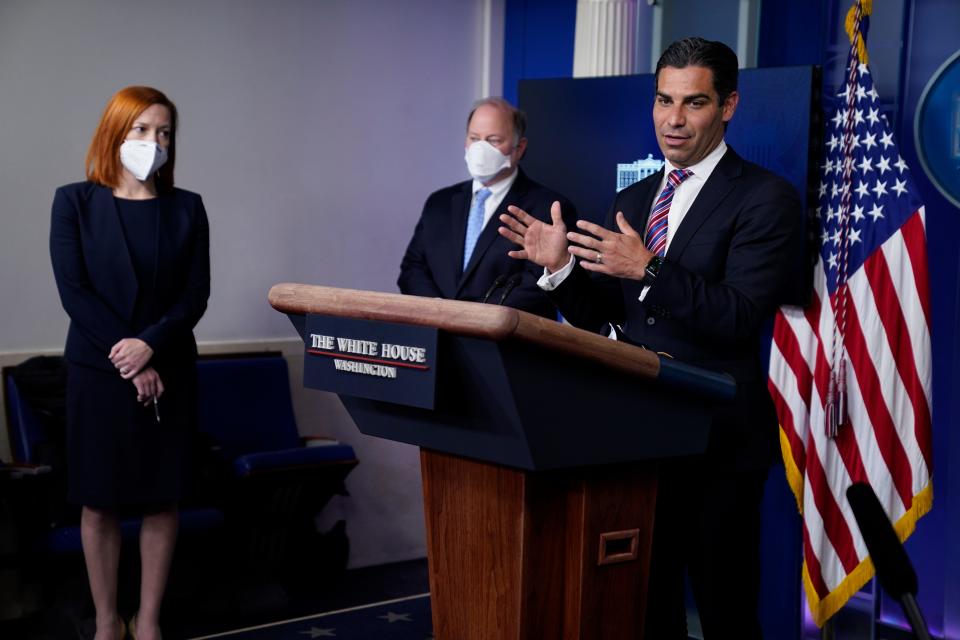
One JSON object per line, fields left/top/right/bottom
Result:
{"left": 481, "top": 275, "right": 507, "bottom": 304}
{"left": 901, "top": 594, "right": 932, "bottom": 640}
{"left": 497, "top": 274, "right": 522, "bottom": 305}
{"left": 845, "top": 483, "right": 933, "bottom": 640}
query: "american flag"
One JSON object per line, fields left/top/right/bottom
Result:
{"left": 766, "top": 0, "right": 933, "bottom": 626}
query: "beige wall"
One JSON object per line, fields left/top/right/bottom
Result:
{"left": 0, "top": 0, "right": 504, "bottom": 569}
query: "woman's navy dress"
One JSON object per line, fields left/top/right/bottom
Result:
{"left": 61, "top": 195, "right": 202, "bottom": 511}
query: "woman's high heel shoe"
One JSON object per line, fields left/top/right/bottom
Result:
{"left": 128, "top": 613, "right": 163, "bottom": 640}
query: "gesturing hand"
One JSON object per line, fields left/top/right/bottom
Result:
{"left": 132, "top": 366, "right": 164, "bottom": 405}
{"left": 109, "top": 338, "right": 154, "bottom": 379}
{"left": 566, "top": 212, "right": 654, "bottom": 281}
{"left": 498, "top": 201, "right": 570, "bottom": 273}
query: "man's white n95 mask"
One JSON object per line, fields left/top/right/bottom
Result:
{"left": 119, "top": 140, "right": 168, "bottom": 181}
{"left": 464, "top": 140, "right": 512, "bottom": 182}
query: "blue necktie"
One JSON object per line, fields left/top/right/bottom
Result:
{"left": 463, "top": 187, "right": 492, "bottom": 270}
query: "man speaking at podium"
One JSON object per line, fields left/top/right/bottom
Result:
{"left": 398, "top": 97, "right": 576, "bottom": 318}
{"left": 500, "top": 38, "right": 801, "bottom": 638}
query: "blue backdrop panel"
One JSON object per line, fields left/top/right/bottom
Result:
{"left": 882, "top": 1, "right": 960, "bottom": 636}
{"left": 518, "top": 67, "right": 817, "bottom": 222}
{"left": 503, "top": 0, "right": 576, "bottom": 105}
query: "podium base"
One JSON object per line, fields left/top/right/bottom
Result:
{"left": 421, "top": 450, "right": 657, "bottom": 639}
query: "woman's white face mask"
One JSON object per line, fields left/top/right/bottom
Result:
{"left": 119, "top": 140, "right": 168, "bottom": 181}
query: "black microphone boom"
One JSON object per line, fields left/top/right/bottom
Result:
{"left": 846, "top": 482, "right": 931, "bottom": 640}
{"left": 481, "top": 274, "right": 507, "bottom": 304}
{"left": 497, "top": 274, "right": 522, "bottom": 305}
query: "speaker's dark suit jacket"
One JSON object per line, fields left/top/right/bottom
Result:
{"left": 50, "top": 181, "right": 210, "bottom": 374}
{"left": 551, "top": 148, "right": 801, "bottom": 469}
{"left": 399, "top": 168, "right": 576, "bottom": 318}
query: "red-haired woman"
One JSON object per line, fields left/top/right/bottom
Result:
{"left": 50, "top": 86, "right": 209, "bottom": 640}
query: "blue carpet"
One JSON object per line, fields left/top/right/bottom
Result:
{"left": 190, "top": 593, "right": 433, "bottom": 640}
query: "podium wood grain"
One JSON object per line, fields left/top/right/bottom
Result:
{"left": 421, "top": 450, "right": 657, "bottom": 639}
{"left": 268, "top": 283, "right": 660, "bottom": 381}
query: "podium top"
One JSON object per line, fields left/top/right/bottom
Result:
{"left": 268, "top": 283, "right": 661, "bottom": 381}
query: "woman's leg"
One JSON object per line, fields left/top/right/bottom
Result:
{"left": 81, "top": 505, "right": 124, "bottom": 640}
{"left": 135, "top": 506, "right": 178, "bottom": 640}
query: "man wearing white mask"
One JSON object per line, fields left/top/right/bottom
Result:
{"left": 398, "top": 97, "right": 576, "bottom": 318}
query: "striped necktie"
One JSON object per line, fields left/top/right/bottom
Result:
{"left": 463, "top": 187, "right": 492, "bottom": 270}
{"left": 644, "top": 168, "right": 693, "bottom": 257}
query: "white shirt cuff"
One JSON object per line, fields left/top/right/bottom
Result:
{"left": 537, "top": 255, "right": 576, "bottom": 291}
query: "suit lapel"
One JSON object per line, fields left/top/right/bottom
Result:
{"left": 665, "top": 149, "right": 740, "bottom": 261}
{"left": 91, "top": 185, "right": 138, "bottom": 320}
{"left": 449, "top": 182, "right": 471, "bottom": 279}
{"left": 627, "top": 169, "right": 663, "bottom": 232}
{"left": 458, "top": 170, "right": 528, "bottom": 290}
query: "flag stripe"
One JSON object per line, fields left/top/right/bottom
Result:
{"left": 900, "top": 211, "right": 932, "bottom": 328}
{"left": 802, "top": 520, "right": 831, "bottom": 599}
{"left": 894, "top": 213, "right": 935, "bottom": 468}
{"left": 864, "top": 240, "right": 933, "bottom": 474}
{"left": 811, "top": 286, "right": 872, "bottom": 489}
{"left": 838, "top": 288, "right": 916, "bottom": 509}
{"left": 847, "top": 253, "right": 929, "bottom": 506}
{"left": 768, "top": 354, "right": 808, "bottom": 475}
{"left": 774, "top": 314, "right": 814, "bottom": 405}
{"left": 768, "top": 22, "right": 932, "bottom": 624}
{"left": 834, "top": 424, "right": 869, "bottom": 485}
{"left": 803, "top": 426, "right": 861, "bottom": 576}
{"left": 841, "top": 353, "right": 915, "bottom": 519}
{"left": 802, "top": 457, "right": 856, "bottom": 593}
{"left": 880, "top": 221, "right": 932, "bottom": 405}
{"left": 813, "top": 347, "right": 871, "bottom": 491}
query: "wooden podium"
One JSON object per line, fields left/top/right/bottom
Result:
{"left": 269, "top": 283, "right": 734, "bottom": 639}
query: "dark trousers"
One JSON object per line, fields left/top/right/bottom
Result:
{"left": 643, "top": 458, "right": 769, "bottom": 640}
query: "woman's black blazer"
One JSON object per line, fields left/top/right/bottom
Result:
{"left": 50, "top": 181, "right": 210, "bottom": 373}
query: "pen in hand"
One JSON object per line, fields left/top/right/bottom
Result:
{"left": 153, "top": 397, "right": 160, "bottom": 424}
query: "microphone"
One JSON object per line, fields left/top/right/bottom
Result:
{"left": 497, "top": 273, "right": 522, "bottom": 305}
{"left": 481, "top": 274, "right": 507, "bottom": 304}
{"left": 846, "top": 482, "right": 931, "bottom": 640}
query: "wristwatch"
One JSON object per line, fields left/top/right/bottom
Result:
{"left": 643, "top": 255, "right": 663, "bottom": 285}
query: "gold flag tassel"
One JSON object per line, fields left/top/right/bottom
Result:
{"left": 845, "top": 0, "right": 873, "bottom": 63}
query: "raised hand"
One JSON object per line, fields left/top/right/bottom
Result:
{"left": 498, "top": 200, "right": 570, "bottom": 272}
{"left": 565, "top": 212, "right": 653, "bottom": 281}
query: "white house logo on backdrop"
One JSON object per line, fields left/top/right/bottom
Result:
{"left": 915, "top": 48, "right": 960, "bottom": 209}
{"left": 616, "top": 154, "right": 664, "bottom": 192}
